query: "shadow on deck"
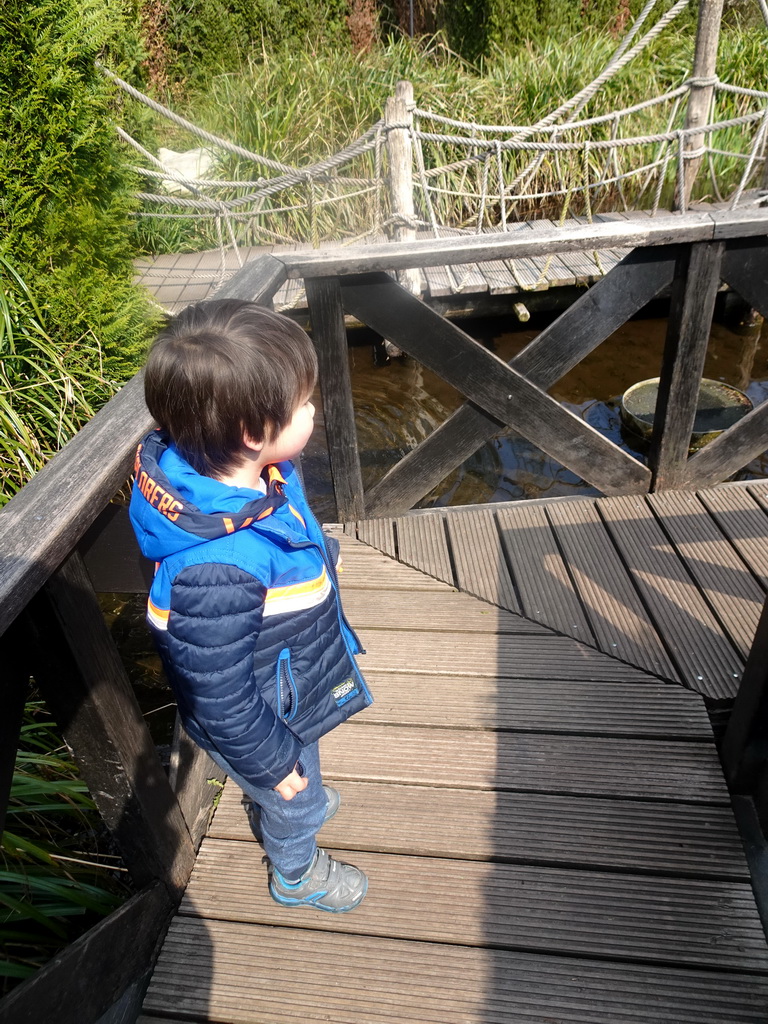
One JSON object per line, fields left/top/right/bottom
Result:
{"left": 140, "top": 485, "right": 768, "bottom": 1023}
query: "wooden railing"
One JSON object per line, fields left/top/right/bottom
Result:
{"left": 0, "top": 277, "right": 272, "bottom": 1024}
{"left": 285, "top": 208, "right": 768, "bottom": 521}
{"left": 2, "top": 208, "right": 768, "bottom": 1022}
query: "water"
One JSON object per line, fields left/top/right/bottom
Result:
{"left": 301, "top": 310, "right": 768, "bottom": 521}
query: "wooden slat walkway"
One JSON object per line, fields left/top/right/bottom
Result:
{"left": 359, "top": 480, "right": 768, "bottom": 702}
{"left": 140, "top": 509, "right": 768, "bottom": 1023}
{"left": 133, "top": 220, "right": 629, "bottom": 314}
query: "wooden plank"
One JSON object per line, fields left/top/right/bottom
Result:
{"left": 0, "top": 371, "right": 151, "bottom": 637}
{"left": 142, "top": 920, "right": 768, "bottom": 1024}
{"left": 305, "top": 276, "right": 365, "bottom": 521}
{"left": 722, "top": 596, "right": 768, "bottom": 794}
{"left": 0, "top": 621, "right": 29, "bottom": 836}
{"left": 79, "top": 505, "right": 153, "bottom": 594}
{"left": 649, "top": 241, "right": 725, "bottom": 489}
{"left": 342, "top": 524, "right": 397, "bottom": 557}
{"left": 25, "top": 551, "right": 196, "bottom": 893}
{"left": 447, "top": 260, "right": 490, "bottom": 294}
{"left": 181, "top": 843, "right": 766, "bottom": 971}
{"left": 168, "top": 714, "right": 226, "bottom": 853}
{"left": 1, "top": 882, "right": 174, "bottom": 1024}
{"left": 540, "top": 218, "right": 616, "bottom": 285}
{"left": 212, "top": 251, "right": 287, "bottom": 305}
{"left": 546, "top": 498, "right": 680, "bottom": 679}
{"left": 697, "top": 484, "right": 768, "bottom": 589}
{"left": 445, "top": 508, "right": 520, "bottom": 613}
{"left": 394, "top": 513, "right": 453, "bottom": 582}
{"left": 212, "top": 778, "right": 747, "bottom": 879}
{"left": 421, "top": 260, "right": 456, "bottom": 298}
{"left": 597, "top": 494, "right": 744, "bottom": 698}
{"left": 341, "top": 273, "right": 650, "bottom": 497}
{"left": 278, "top": 211, "right": 726, "bottom": 278}
{"left": 364, "top": 247, "right": 676, "bottom": 517}
{"left": 273, "top": 272, "right": 306, "bottom": 313}
{"left": 525, "top": 220, "right": 583, "bottom": 286}
{"left": 679, "top": 397, "right": 768, "bottom": 489}
{"left": 323, "top": 723, "right": 729, "bottom": 802}
{"left": 340, "top": 587, "right": 545, "bottom": 634}
{"left": 488, "top": 222, "right": 551, "bottom": 291}
{"left": 478, "top": 225, "right": 533, "bottom": 293}
{"left": 350, "top": 672, "right": 712, "bottom": 737}
{"left": 721, "top": 239, "right": 768, "bottom": 320}
{"left": 337, "top": 552, "right": 449, "bottom": 591}
{"left": 413, "top": 228, "right": 490, "bottom": 295}
{"left": 358, "top": 628, "right": 657, "bottom": 682}
{"left": 710, "top": 206, "right": 768, "bottom": 241}
{"left": 496, "top": 502, "right": 593, "bottom": 643}
{"left": 647, "top": 489, "right": 765, "bottom": 658}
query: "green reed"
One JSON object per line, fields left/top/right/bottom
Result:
{"left": 133, "top": 21, "right": 767, "bottom": 250}
{"left": 0, "top": 257, "right": 113, "bottom": 506}
{"left": 1, "top": 703, "right": 125, "bottom": 994}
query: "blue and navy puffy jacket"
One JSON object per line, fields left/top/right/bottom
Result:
{"left": 129, "top": 430, "right": 372, "bottom": 789}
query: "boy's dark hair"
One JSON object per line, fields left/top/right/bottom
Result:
{"left": 144, "top": 299, "right": 318, "bottom": 477}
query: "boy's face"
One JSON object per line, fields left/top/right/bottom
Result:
{"left": 258, "top": 398, "right": 316, "bottom": 465}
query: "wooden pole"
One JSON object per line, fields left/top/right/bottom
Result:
{"left": 25, "top": 551, "right": 197, "bottom": 896}
{"left": 679, "top": 0, "right": 724, "bottom": 209}
{"left": 648, "top": 240, "right": 724, "bottom": 490}
{"left": 305, "top": 276, "right": 365, "bottom": 522}
{"left": 722, "top": 594, "right": 768, "bottom": 837}
{"left": 385, "top": 80, "right": 420, "bottom": 296}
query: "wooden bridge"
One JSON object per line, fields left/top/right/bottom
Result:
{"left": 139, "top": 497, "right": 768, "bottom": 1024}
{"left": 3, "top": 209, "right": 768, "bottom": 1023}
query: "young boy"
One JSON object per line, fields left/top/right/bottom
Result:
{"left": 129, "top": 299, "right": 373, "bottom": 913}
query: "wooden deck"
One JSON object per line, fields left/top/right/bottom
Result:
{"left": 139, "top": 484, "right": 768, "bottom": 1023}
{"left": 134, "top": 199, "right": 760, "bottom": 315}
{"left": 134, "top": 215, "right": 655, "bottom": 314}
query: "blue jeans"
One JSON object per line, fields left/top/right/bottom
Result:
{"left": 206, "top": 742, "right": 326, "bottom": 878}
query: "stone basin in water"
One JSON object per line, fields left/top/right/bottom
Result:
{"left": 620, "top": 377, "right": 753, "bottom": 451}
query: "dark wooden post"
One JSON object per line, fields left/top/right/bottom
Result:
{"left": 679, "top": 0, "right": 724, "bottom": 209}
{"left": 24, "top": 550, "right": 196, "bottom": 896}
{"left": 168, "top": 714, "right": 226, "bottom": 851}
{"left": 305, "top": 276, "right": 365, "bottom": 522}
{"left": 722, "top": 596, "right": 768, "bottom": 833}
{"left": 648, "top": 240, "right": 724, "bottom": 490}
{"left": 0, "top": 621, "right": 30, "bottom": 836}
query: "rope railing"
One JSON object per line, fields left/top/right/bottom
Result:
{"left": 105, "top": 0, "right": 768, "bottom": 273}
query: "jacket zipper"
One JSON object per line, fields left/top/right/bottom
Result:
{"left": 276, "top": 648, "right": 297, "bottom": 721}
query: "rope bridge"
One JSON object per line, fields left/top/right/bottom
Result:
{"left": 107, "top": 0, "right": 768, "bottom": 294}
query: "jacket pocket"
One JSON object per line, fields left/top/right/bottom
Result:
{"left": 276, "top": 648, "right": 299, "bottom": 722}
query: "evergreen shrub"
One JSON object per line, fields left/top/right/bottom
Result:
{"left": 0, "top": 0, "right": 156, "bottom": 388}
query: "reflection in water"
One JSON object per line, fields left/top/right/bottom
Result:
{"left": 304, "top": 313, "right": 768, "bottom": 520}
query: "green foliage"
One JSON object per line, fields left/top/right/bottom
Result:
{"left": 0, "top": 258, "right": 114, "bottom": 506}
{"left": 148, "top": 11, "right": 765, "bottom": 245}
{"left": 1, "top": 703, "right": 125, "bottom": 994}
{"left": 0, "top": 0, "right": 156, "bottom": 387}
{"left": 441, "top": 0, "right": 697, "bottom": 66}
{"left": 158, "top": 0, "right": 351, "bottom": 84}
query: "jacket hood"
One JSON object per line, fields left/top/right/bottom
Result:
{"left": 129, "top": 430, "right": 291, "bottom": 562}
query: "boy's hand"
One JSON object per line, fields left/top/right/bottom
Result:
{"left": 274, "top": 766, "right": 308, "bottom": 800}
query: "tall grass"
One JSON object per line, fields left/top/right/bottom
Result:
{"left": 133, "top": 21, "right": 768, "bottom": 249}
{"left": 0, "top": 257, "right": 113, "bottom": 506}
{"left": 1, "top": 703, "right": 126, "bottom": 995}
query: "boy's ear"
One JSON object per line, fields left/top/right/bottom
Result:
{"left": 242, "top": 432, "right": 264, "bottom": 453}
